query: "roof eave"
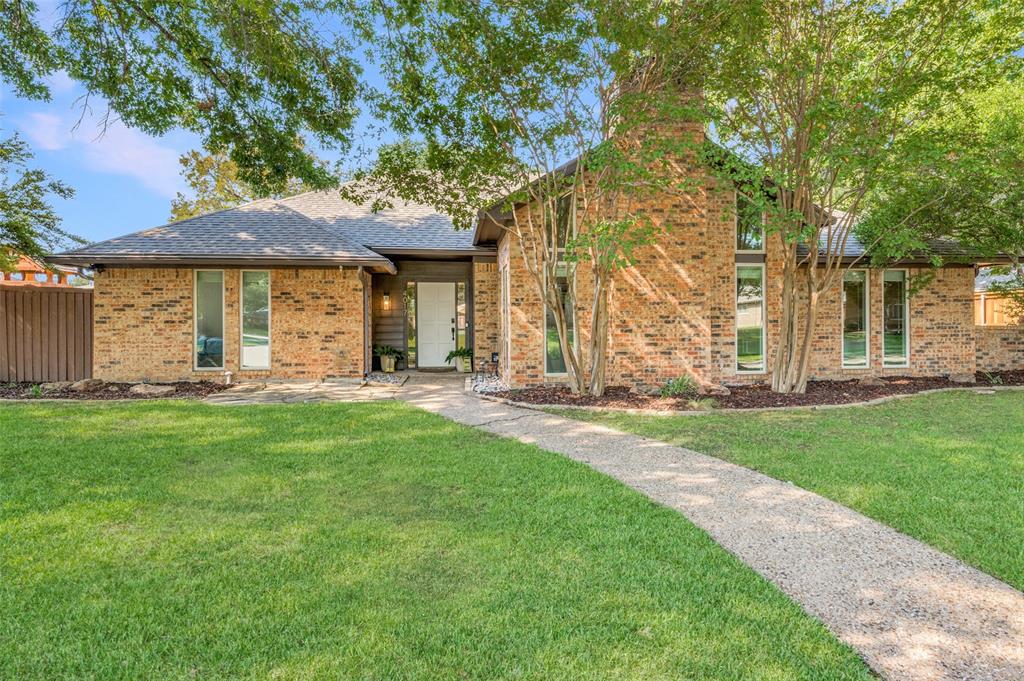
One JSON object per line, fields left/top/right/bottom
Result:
{"left": 45, "top": 253, "right": 397, "bottom": 275}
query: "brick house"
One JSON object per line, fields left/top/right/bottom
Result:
{"left": 49, "top": 158, "right": 1020, "bottom": 389}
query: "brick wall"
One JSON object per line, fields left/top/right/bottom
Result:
{"left": 976, "top": 325, "right": 1024, "bottom": 372}
{"left": 472, "top": 261, "right": 500, "bottom": 373}
{"left": 497, "top": 177, "right": 980, "bottom": 390}
{"left": 93, "top": 267, "right": 366, "bottom": 382}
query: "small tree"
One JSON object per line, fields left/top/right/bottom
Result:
{"left": 858, "top": 79, "right": 1024, "bottom": 322}
{"left": 689, "top": 0, "right": 1024, "bottom": 392}
{"left": 0, "top": 132, "right": 78, "bottom": 270}
{"left": 356, "top": 0, "right": 696, "bottom": 395}
{"left": 170, "top": 149, "right": 309, "bottom": 222}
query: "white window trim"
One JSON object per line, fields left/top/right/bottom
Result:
{"left": 841, "top": 269, "right": 871, "bottom": 370}
{"left": 735, "top": 263, "right": 767, "bottom": 374}
{"left": 193, "top": 269, "right": 226, "bottom": 372}
{"left": 735, "top": 191, "right": 766, "bottom": 255}
{"left": 240, "top": 269, "right": 272, "bottom": 370}
{"left": 543, "top": 264, "right": 578, "bottom": 377}
{"left": 882, "top": 268, "right": 911, "bottom": 368}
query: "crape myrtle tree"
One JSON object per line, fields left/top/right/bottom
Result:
{"left": 353, "top": 0, "right": 720, "bottom": 396}
{"left": 858, "top": 78, "right": 1024, "bottom": 323}
{"left": 690, "top": 0, "right": 1024, "bottom": 393}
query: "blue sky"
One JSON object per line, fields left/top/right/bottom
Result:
{"left": 3, "top": 73, "right": 206, "bottom": 246}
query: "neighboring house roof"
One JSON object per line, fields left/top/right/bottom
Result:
{"left": 48, "top": 190, "right": 492, "bottom": 272}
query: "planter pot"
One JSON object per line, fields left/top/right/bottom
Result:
{"left": 455, "top": 357, "right": 466, "bottom": 373}
{"left": 380, "top": 355, "right": 396, "bottom": 373}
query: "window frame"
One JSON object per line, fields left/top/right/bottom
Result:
{"left": 239, "top": 269, "right": 272, "bottom": 370}
{"left": 193, "top": 269, "right": 226, "bottom": 372}
{"left": 841, "top": 268, "right": 871, "bottom": 370}
{"left": 882, "top": 268, "right": 911, "bottom": 368}
{"left": 735, "top": 191, "right": 766, "bottom": 255}
{"left": 734, "top": 262, "right": 767, "bottom": 374}
{"left": 543, "top": 262, "right": 577, "bottom": 377}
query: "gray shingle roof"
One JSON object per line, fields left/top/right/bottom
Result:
{"left": 278, "top": 191, "right": 486, "bottom": 252}
{"left": 795, "top": 231, "right": 998, "bottom": 264}
{"left": 49, "top": 190, "right": 490, "bottom": 269}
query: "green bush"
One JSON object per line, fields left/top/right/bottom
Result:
{"left": 659, "top": 375, "right": 700, "bottom": 399}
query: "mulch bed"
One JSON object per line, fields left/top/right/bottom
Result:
{"left": 0, "top": 381, "right": 229, "bottom": 401}
{"left": 490, "top": 370, "right": 1024, "bottom": 411}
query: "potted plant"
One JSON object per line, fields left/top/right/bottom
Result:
{"left": 445, "top": 347, "right": 473, "bottom": 373}
{"left": 374, "top": 344, "right": 405, "bottom": 373}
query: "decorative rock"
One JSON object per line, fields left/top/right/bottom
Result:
{"left": 858, "top": 376, "right": 886, "bottom": 387}
{"left": 700, "top": 383, "right": 731, "bottom": 397}
{"left": 70, "top": 378, "right": 104, "bottom": 392}
{"left": 129, "top": 383, "right": 176, "bottom": 397}
{"left": 40, "top": 381, "right": 72, "bottom": 393}
{"left": 949, "top": 373, "right": 976, "bottom": 384}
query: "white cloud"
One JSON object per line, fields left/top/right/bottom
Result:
{"left": 21, "top": 112, "right": 68, "bottom": 150}
{"left": 44, "top": 71, "right": 77, "bottom": 95}
{"left": 80, "top": 122, "right": 184, "bottom": 198}
{"left": 18, "top": 109, "right": 185, "bottom": 198}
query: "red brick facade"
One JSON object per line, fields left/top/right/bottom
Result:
{"left": 494, "top": 177, "right": 986, "bottom": 392}
{"left": 93, "top": 267, "right": 366, "bottom": 382}
{"left": 976, "top": 325, "right": 1024, "bottom": 372}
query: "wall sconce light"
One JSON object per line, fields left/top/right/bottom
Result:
{"left": 382, "top": 293, "right": 391, "bottom": 310}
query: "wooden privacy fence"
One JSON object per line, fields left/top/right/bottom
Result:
{"left": 0, "top": 286, "right": 93, "bottom": 382}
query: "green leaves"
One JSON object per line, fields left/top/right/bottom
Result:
{"left": 1, "top": 0, "right": 363, "bottom": 193}
{"left": 0, "top": 132, "right": 79, "bottom": 269}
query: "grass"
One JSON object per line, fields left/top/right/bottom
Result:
{"left": 0, "top": 401, "right": 871, "bottom": 680}
{"left": 553, "top": 391, "right": 1024, "bottom": 591}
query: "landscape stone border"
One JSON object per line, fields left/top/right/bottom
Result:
{"left": 470, "top": 382, "right": 1024, "bottom": 416}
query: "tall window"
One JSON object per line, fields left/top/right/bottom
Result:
{"left": 883, "top": 270, "right": 909, "bottom": 366}
{"left": 736, "top": 265, "right": 765, "bottom": 372}
{"left": 545, "top": 194, "right": 575, "bottom": 374}
{"left": 241, "top": 271, "right": 270, "bottom": 369}
{"left": 404, "top": 281, "right": 417, "bottom": 368}
{"left": 842, "top": 270, "right": 869, "bottom": 368}
{"left": 736, "top": 193, "right": 764, "bottom": 252}
{"left": 544, "top": 264, "right": 574, "bottom": 375}
{"left": 456, "top": 282, "right": 467, "bottom": 349}
{"left": 194, "top": 270, "right": 224, "bottom": 369}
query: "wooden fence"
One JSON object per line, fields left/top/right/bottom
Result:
{"left": 0, "top": 286, "right": 93, "bottom": 383}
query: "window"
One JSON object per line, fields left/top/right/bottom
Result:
{"left": 194, "top": 270, "right": 224, "bottom": 369}
{"left": 736, "top": 264, "right": 765, "bottom": 372}
{"left": 736, "top": 193, "right": 765, "bottom": 252}
{"left": 404, "top": 281, "right": 417, "bottom": 368}
{"left": 842, "top": 270, "right": 869, "bottom": 368}
{"left": 544, "top": 263, "right": 574, "bottom": 374}
{"left": 456, "top": 281, "right": 467, "bottom": 349}
{"left": 544, "top": 194, "right": 575, "bottom": 375}
{"left": 241, "top": 271, "right": 270, "bottom": 369}
{"left": 883, "top": 270, "right": 909, "bottom": 366}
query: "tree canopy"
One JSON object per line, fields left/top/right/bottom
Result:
{"left": 1, "top": 0, "right": 362, "bottom": 194}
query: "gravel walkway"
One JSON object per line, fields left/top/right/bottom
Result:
{"left": 399, "top": 373, "right": 1024, "bottom": 681}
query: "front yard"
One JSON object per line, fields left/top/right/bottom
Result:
{"left": 0, "top": 401, "right": 871, "bottom": 680}
{"left": 555, "top": 391, "right": 1024, "bottom": 591}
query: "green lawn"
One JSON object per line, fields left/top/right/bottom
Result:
{"left": 0, "top": 401, "right": 870, "bottom": 680}
{"left": 554, "top": 391, "right": 1024, "bottom": 591}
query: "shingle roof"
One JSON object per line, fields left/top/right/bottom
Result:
{"left": 49, "top": 189, "right": 491, "bottom": 270}
{"left": 795, "top": 231, "right": 1001, "bottom": 264}
{"left": 278, "top": 191, "right": 488, "bottom": 252}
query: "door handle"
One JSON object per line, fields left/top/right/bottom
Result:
{"left": 451, "top": 327, "right": 455, "bottom": 341}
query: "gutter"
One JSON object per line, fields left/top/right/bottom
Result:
{"left": 44, "top": 253, "right": 398, "bottom": 275}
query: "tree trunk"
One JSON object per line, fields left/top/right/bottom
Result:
{"left": 793, "top": 282, "right": 819, "bottom": 394}
{"left": 771, "top": 259, "right": 799, "bottom": 392}
{"left": 588, "top": 270, "right": 610, "bottom": 396}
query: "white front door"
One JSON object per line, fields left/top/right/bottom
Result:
{"left": 417, "top": 282, "right": 456, "bottom": 367}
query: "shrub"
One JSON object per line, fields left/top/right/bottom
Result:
{"left": 659, "top": 375, "right": 700, "bottom": 399}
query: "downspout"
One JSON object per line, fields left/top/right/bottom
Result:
{"left": 357, "top": 266, "right": 371, "bottom": 378}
